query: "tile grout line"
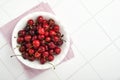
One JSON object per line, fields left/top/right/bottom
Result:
{"left": 70, "top": 0, "right": 115, "bottom": 35}
{"left": 66, "top": 42, "right": 112, "bottom": 80}
{"left": 0, "top": 58, "right": 16, "bottom": 80}
{"left": 76, "top": 0, "right": 120, "bottom": 80}
{"left": 66, "top": 0, "right": 116, "bottom": 79}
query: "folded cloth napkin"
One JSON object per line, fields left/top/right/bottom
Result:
{"left": 0, "top": 2, "right": 74, "bottom": 78}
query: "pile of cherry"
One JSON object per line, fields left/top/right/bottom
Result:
{"left": 16, "top": 16, "right": 64, "bottom": 64}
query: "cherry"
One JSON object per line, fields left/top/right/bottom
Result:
{"left": 27, "top": 19, "right": 34, "bottom": 25}
{"left": 48, "top": 42, "right": 56, "bottom": 49}
{"left": 42, "top": 51, "right": 49, "bottom": 58}
{"left": 24, "top": 35, "right": 31, "bottom": 42}
{"left": 26, "top": 43, "right": 32, "bottom": 49}
{"left": 45, "top": 31, "right": 49, "bottom": 36}
{"left": 37, "top": 16, "right": 43, "bottom": 23}
{"left": 48, "top": 19, "right": 55, "bottom": 26}
{"left": 53, "top": 36, "right": 59, "bottom": 42}
{"left": 45, "top": 37, "right": 51, "bottom": 42}
{"left": 28, "top": 56, "right": 35, "bottom": 61}
{"left": 44, "top": 45, "right": 49, "bottom": 51}
{"left": 38, "top": 46, "right": 45, "bottom": 53}
{"left": 19, "top": 45, "right": 25, "bottom": 52}
{"left": 18, "top": 30, "right": 26, "bottom": 37}
{"left": 24, "top": 26, "right": 30, "bottom": 31}
{"left": 49, "top": 30, "right": 56, "bottom": 36}
{"left": 34, "top": 52, "right": 41, "bottom": 58}
{"left": 32, "top": 35, "right": 37, "bottom": 41}
{"left": 43, "top": 23, "right": 49, "bottom": 30}
{"left": 54, "top": 25, "right": 59, "bottom": 32}
{"left": 43, "top": 19, "right": 47, "bottom": 24}
{"left": 48, "top": 55, "right": 54, "bottom": 61}
{"left": 29, "top": 30, "right": 35, "bottom": 36}
{"left": 17, "top": 37, "right": 24, "bottom": 44}
{"left": 22, "top": 52, "right": 29, "bottom": 59}
{"left": 38, "top": 35, "right": 45, "bottom": 40}
{"left": 49, "top": 49, "right": 54, "bottom": 55}
{"left": 41, "top": 40, "right": 46, "bottom": 46}
{"left": 28, "top": 49, "right": 34, "bottom": 55}
{"left": 57, "top": 39, "right": 63, "bottom": 46}
{"left": 40, "top": 58, "right": 46, "bottom": 64}
{"left": 38, "top": 28, "right": 45, "bottom": 35}
{"left": 32, "top": 40, "right": 40, "bottom": 48}
{"left": 55, "top": 47, "right": 61, "bottom": 54}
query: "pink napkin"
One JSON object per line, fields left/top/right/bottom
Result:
{"left": 0, "top": 2, "right": 74, "bottom": 78}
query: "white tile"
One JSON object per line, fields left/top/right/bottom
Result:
{"left": 0, "top": 44, "right": 25, "bottom": 78}
{"left": 68, "top": 64, "right": 101, "bottom": 80}
{"left": 115, "top": 38, "right": 120, "bottom": 49}
{"left": 91, "top": 45, "right": 120, "bottom": 80}
{"left": 0, "top": 0, "right": 9, "bottom": 6}
{"left": 95, "top": 0, "right": 120, "bottom": 40}
{"left": 54, "top": 44, "right": 87, "bottom": 80}
{"left": 2, "top": 0, "right": 39, "bottom": 20}
{"left": 53, "top": 0, "right": 91, "bottom": 34}
{"left": 0, "top": 10, "right": 11, "bottom": 27}
{"left": 0, "top": 60, "right": 15, "bottom": 80}
{"left": 71, "top": 19, "right": 111, "bottom": 60}
{"left": 16, "top": 69, "right": 58, "bottom": 80}
{"left": 45, "top": 0, "right": 64, "bottom": 8}
{"left": 0, "top": 32, "right": 7, "bottom": 48}
{"left": 81, "top": 0, "right": 113, "bottom": 15}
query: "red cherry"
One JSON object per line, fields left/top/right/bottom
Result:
{"left": 41, "top": 40, "right": 46, "bottom": 46}
{"left": 48, "top": 42, "right": 56, "bottom": 49}
{"left": 44, "top": 45, "right": 49, "bottom": 51}
{"left": 38, "top": 28, "right": 45, "bottom": 35}
{"left": 49, "top": 30, "right": 56, "bottom": 36}
{"left": 18, "top": 30, "right": 26, "bottom": 37}
{"left": 54, "top": 25, "right": 59, "bottom": 32}
{"left": 37, "top": 16, "right": 43, "bottom": 23}
{"left": 34, "top": 52, "right": 41, "bottom": 58}
{"left": 28, "top": 49, "right": 35, "bottom": 55}
{"left": 48, "top": 55, "right": 54, "bottom": 61}
{"left": 49, "top": 49, "right": 54, "bottom": 55}
{"left": 25, "top": 43, "right": 32, "bottom": 48}
{"left": 19, "top": 46, "right": 25, "bottom": 52}
{"left": 28, "top": 56, "right": 35, "bottom": 61}
{"left": 27, "top": 19, "right": 34, "bottom": 25}
{"left": 43, "top": 19, "right": 47, "bottom": 24}
{"left": 40, "top": 58, "right": 46, "bottom": 64}
{"left": 43, "top": 23, "right": 49, "bottom": 30}
{"left": 45, "top": 31, "right": 49, "bottom": 36}
{"left": 38, "top": 35, "right": 45, "bottom": 40}
{"left": 57, "top": 39, "right": 63, "bottom": 46}
{"left": 22, "top": 52, "right": 29, "bottom": 59}
{"left": 32, "top": 35, "right": 37, "bottom": 41}
{"left": 48, "top": 19, "right": 55, "bottom": 26}
{"left": 24, "top": 35, "right": 31, "bottom": 42}
{"left": 45, "top": 37, "right": 51, "bottom": 42}
{"left": 53, "top": 36, "right": 59, "bottom": 42}
{"left": 55, "top": 47, "right": 61, "bottom": 54}
{"left": 38, "top": 46, "right": 45, "bottom": 53}
{"left": 43, "top": 51, "right": 49, "bottom": 58}
{"left": 32, "top": 40, "right": 40, "bottom": 48}
{"left": 17, "top": 37, "right": 24, "bottom": 44}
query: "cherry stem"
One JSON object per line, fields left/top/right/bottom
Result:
{"left": 14, "top": 45, "right": 20, "bottom": 49}
{"left": 48, "top": 62, "right": 55, "bottom": 70}
{"left": 63, "top": 39, "right": 66, "bottom": 42}
{"left": 14, "top": 36, "right": 17, "bottom": 38}
{"left": 10, "top": 55, "right": 21, "bottom": 58}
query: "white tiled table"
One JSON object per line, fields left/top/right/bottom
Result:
{"left": 0, "top": 0, "right": 120, "bottom": 80}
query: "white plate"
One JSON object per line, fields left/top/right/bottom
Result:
{"left": 12, "top": 12, "right": 70, "bottom": 69}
